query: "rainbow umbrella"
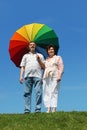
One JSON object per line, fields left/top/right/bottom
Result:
{"left": 8, "top": 23, "right": 59, "bottom": 67}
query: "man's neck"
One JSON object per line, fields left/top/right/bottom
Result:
{"left": 29, "top": 51, "right": 35, "bottom": 54}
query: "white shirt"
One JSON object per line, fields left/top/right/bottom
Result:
{"left": 43, "top": 55, "right": 64, "bottom": 79}
{"left": 20, "top": 52, "right": 44, "bottom": 78}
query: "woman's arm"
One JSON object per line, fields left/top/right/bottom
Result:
{"left": 57, "top": 56, "right": 64, "bottom": 81}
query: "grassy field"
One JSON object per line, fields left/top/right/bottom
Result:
{"left": 0, "top": 111, "right": 87, "bottom": 130}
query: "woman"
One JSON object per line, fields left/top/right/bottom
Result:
{"left": 43, "top": 44, "right": 64, "bottom": 113}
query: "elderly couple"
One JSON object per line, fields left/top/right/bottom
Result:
{"left": 19, "top": 42, "right": 64, "bottom": 113}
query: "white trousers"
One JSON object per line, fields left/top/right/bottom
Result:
{"left": 43, "top": 77, "right": 60, "bottom": 108}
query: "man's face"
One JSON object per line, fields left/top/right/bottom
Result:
{"left": 29, "top": 42, "right": 36, "bottom": 51}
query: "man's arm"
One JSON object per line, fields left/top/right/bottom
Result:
{"left": 36, "top": 54, "right": 45, "bottom": 69}
{"left": 19, "top": 66, "right": 25, "bottom": 84}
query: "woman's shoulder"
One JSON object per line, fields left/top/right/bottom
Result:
{"left": 53, "top": 55, "right": 63, "bottom": 62}
{"left": 53, "top": 55, "right": 59, "bottom": 59}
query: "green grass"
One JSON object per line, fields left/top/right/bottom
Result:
{"left": 0, "top": 111, "right": 87, "bottom": 130}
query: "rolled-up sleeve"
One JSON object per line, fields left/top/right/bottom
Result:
{"left": 20, "top": 55, "right": 26, "bottom": 67}
{"left": 39, "top": 53, "right": 45, "bottom": 62}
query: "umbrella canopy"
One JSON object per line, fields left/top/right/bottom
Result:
{"left": 9, "top": 23, "right": 59, "bottom": 67}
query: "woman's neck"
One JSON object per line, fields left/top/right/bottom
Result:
{"left": 49, "top": 55, "right": 54, "bottom": 58}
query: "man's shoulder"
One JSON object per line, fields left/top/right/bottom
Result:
{"left": 36, "top": 52, "right": 44, "bottom": 57}
{"left": 22, "top": 53, "right": 30, "bottom": 58}
{"left": 24, "top": 53, "right": 30, "bottom": 56}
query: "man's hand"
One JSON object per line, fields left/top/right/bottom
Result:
{"left": 19, "top": 77, "right": 23, "bottom": 84}
{"left": 19, "top": 66, "right": 25, "bottom": 84}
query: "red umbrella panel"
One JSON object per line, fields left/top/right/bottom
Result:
{"left": 9, "top": 32, "right": 29, "bottom": 67}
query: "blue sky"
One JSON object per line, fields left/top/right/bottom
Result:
{"left": 0, "top": 0, "right": 87, "bottom": 113}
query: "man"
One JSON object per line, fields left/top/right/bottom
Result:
{"left": 19, "top": 42, "right": 45, "bottom": 113}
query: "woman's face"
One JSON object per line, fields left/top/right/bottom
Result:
{"left": 48, "top": 47, "right": 55, "bottom": 57}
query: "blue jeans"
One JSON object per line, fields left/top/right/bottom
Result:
{"left": 24, "top": 77, "right": 42, "bottom": 113}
